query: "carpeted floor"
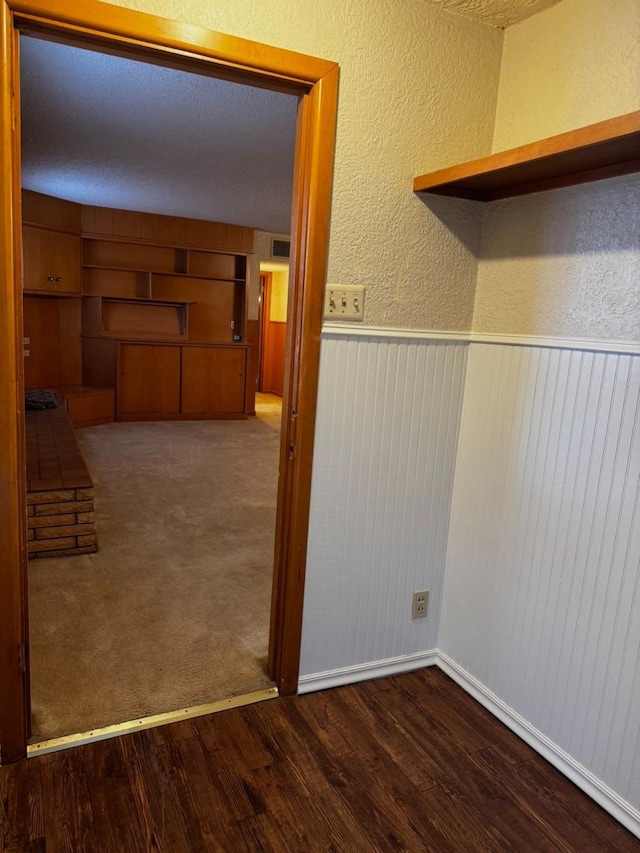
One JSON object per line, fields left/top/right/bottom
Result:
{"left": 28, "top": 394, "right": 282, "bottom": 742}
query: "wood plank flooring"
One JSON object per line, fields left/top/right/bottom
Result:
{"left": 1, "top": 668, "right": 638, "bottom": 852}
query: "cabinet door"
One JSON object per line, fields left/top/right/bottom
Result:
{"left": 22, "top": 226, "right": 81, "bottom": 294}
{"left": 181, "top": 347, "right": 246, "bottom": 414}
{"left": 22, "top": 226, "right": 56, "bottom": 292}
{"left": 52, "top": 232, "right": 81, "bottom": 293}
{"left": 118, "top": 344, "right": 181, "bottom": 416}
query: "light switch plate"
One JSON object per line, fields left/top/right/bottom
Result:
{"left": 324, "top": 285, "right": 365, "bottom": 321}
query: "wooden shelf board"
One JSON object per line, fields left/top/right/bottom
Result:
{"left": 413, "top": 110, "right": 640, "bottom": 201}
{"left": 96, "top": 295, "right": 196, "bottom": 306}
{"left": 100, "top": 331, "right": 187, "bottom": 341}
{"left": 82, "top": 233, "right": 248, "bottom": 256}
{"left": 23, "top": 290, "right": 82, "bottom": 299}
{"left": 83, "top": 264, "right": 159, "bottom": 274}
{"left": 152, "top": 271, "right": 246, "bottom": 283}
{"left": 84, "top": 266, "right": 245, "bottom": 283}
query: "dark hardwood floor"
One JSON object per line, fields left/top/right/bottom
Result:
{"left": 1, "top": 668, "right": 638, "bottom": 852}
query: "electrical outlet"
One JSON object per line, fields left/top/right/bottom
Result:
{"left": 412, "top": 590, "right": 429, "bottom": 619}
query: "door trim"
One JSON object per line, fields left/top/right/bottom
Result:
{"left": 0, "top": 0, "right": 338, "bottom": 762}
{"left": 258, "top": 270, "right": 272, "bottom": 392}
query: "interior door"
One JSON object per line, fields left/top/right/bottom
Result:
{"left": 259, "top": 271, "right": 286, "bottom": 396}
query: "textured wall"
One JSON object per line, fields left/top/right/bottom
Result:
{"left": 474, "top": 174, "right": 640, "bottom": 339}
{"left": 474, "top": 0, "right": 640, "bottom": 341}
{"left": 492, "top": 0, "right": 640, "bottom": 150}
{"left": 300, "top": 332, "right": 467, "bottom": 680}
{"left": 442, "top": 343, "right": 640, "bottom": 815}
{"left": 106, "top": 0, "right": 502, "bottom": 331}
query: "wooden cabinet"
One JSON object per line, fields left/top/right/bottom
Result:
{"left": 181, "top": 347, "right": 246, "bottom": 413}
{"left": 56, "top": 386, "right": 115, "bottom": 429}
{"left": 118, "top": 344, "right": 181, "bottom": 416}
{"left": 23, "top": 225, "right": 81, "bottom": 294}
{"left": 20, "top": 192, "right": 256, "bottom": 422}
{"left": 82, "top": 237, "right": 247, "bottom": 343}
{"left": 115, "top": 342, "right": 248, "bottom": 420}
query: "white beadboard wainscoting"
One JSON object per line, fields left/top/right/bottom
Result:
{"left": 441, "top": 342, "right": 640, "bottom": 832}
{"left": 299, "top": 329, "right": 468, "bottom": 686}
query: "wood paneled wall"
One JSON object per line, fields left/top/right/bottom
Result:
{"left": 81, "top": 204, "right": 254, "bottom": 253}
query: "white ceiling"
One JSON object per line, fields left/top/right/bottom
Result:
{"left": 20, "top": 36, "right": 298, "bottom": 233}
{"left": 429, "top": 0, "right": 564, "bottom": 27}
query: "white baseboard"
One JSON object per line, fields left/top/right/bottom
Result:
{"left": 298, "top": 649, "right": 639, "bottom": 838}
{"left": 436, "top": 652, "right": 640, "bottom": 840}
{"left": 297, "top": 649, "right": 438, "bottom": 694}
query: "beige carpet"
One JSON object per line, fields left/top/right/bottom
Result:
{"left": 28, "top": 394, "right": 282, "bottom": 742}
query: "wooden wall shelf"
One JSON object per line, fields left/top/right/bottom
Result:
{"left": 413, "top": 110, "right": 640, "bottom": 201}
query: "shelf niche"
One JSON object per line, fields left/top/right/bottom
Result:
{"left": 413, "top": 110, "right": 640, "bottom": 202}
{"left": 83, "top": 296, "right": 187, "bottom": 341}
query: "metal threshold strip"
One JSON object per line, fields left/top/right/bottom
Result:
{"left": 27, "top": 686, "right": 279, "bottom": 758}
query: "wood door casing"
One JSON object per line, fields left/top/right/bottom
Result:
{"left": 181, "top": 346, "right": 246, "bottom": 413}
{"left": 1, "top": 0, "right": 338, "bottom": 762}
{"left": 118, "top": 343, "right": 181, "bottom": 415}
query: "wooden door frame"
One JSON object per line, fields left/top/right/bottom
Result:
{"left": 0, "top": 0, "right": 338, "bottom": 763}
{"left": 258, "top": 270, "right": 273, "bottom": 392}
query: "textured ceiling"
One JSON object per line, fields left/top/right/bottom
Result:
{"left": 20, "top": 1, "right": 562, "bottom": 232}
{"left": 20, "top": 36, "right": 298, "bottom": 233}
{"left": 429, "top": 0, "right": 564, "bottom": 27}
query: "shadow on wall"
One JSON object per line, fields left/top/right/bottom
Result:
{"left": 420, "top": 173, "right": 640, "bottom": 340}
{"left": 419, "top": 173, "right": 640, "bottom": 260}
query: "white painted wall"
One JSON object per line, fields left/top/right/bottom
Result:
{"left": 441, "top": 342, "right": 640, "bottom": 820}
{"left": 443, "top": 0, "right": 640, "bottom": 830}
{"left": 300, "top": 331, "right": 467, "bottom": 683}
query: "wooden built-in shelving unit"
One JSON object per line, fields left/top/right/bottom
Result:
{"left": 22, "top": 190, "right": 256, "bottom": 421}
{"left": 413, "top": 110, "right": 640, "bottom": 201}
{"left": 82, "top": 237, "right": 247, "bottom": 344}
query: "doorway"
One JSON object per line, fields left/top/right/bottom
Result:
{"left": 0, "top": 0, "right": 338, "bottom": 763}
{"left": 259, "top": 266, "right": 289, "bottom": 396}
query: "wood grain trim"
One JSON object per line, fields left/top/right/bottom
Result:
{"left": 11, "top": 0, "right": 336, "bottom": 86}
{"left": 1, "top": 0, "right": 339, "bottom": 758}
{"left": 0, "top": 4, "right": 29, "bottom": 763}
{"left": 268, "top": 64, "right": 340, "bottom": 695}
{"left": 413, "top": 110, "right": 640, "bottom": 199}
